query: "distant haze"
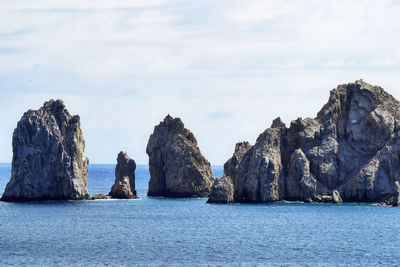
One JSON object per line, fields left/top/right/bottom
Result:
{"left": 1, "top": 0, "right": 400, "bottom": 164}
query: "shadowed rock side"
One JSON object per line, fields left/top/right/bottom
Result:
{"left": 208, "top": 80, "right": 400, "bottom": 205}
{"left": 1, "top": 99, "right": 90, "bottom": 201}
{"left": 393, "top": 181, "right": 400, "bottom": 206}
{"left": 109, "top": 151, "right": 137, "bottom": 199}
{"left": 146, "top": 115, "right": 214, "bottom": 197}
{"left": 207, "top": 176, "right": 234, "bottom": 203}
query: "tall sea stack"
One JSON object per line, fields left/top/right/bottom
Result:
{"left": 109, "top": 151, "right": 137, "bottom": 199}
{"left": 146, "top": 115, "right": 214, "bottom": 197}
{"left": 208, "top": 80, "right": 400, "bottom": 204}
{"left": 1, "top": 99, "right": 90, "bottom": 201}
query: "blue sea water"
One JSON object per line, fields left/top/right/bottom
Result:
{"left": 1, "top": 163, "right": 400, "bottom": 266}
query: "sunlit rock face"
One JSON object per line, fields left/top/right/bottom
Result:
{"left": 147, "top": 115, "right": 214, "bottom": 197}
{"left": 208, "top": 80, "right": 400, "bottom": 204}
{"left": 1, "top": 99, "right": 90, "bottom": 201}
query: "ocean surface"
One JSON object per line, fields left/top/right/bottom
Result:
{"left": 1, "top": 163, "right": 400, "bottom": 266}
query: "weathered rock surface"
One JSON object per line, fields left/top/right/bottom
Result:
{"left": 92, "top": 193, "right": 108, "bottom": 200}
{"left": 286, "top": 148, "right": 317, "bottom": 201}
{"left": 207, "top": 176, "right": 234, "bottom": 203}
{"left": 109, "top": 151, "right": 137, "bottom": 199}
{"left": 393, "top": 181, "right": 400, "bottom": 206}
{"left": 146, "top": 115, "right": 214, "bottom": 197}
{"left": 332, "top": 190, "right": 343, "bottom": 203}
{"left": 1, "top": 99, "right": 90, "bottom": 201}
{"left": 208, "top": 80, "right": 400, "bottom": 204}
{"left": 223, "top": 141, "right": 252, "bottom": 179}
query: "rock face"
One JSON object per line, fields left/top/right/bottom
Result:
{"left": 109, "top": 151, "right": 137, "bottom": 199}
{"left": 393, "top": 181, "right": 400, "bottom": 206}
{"left": 146, "top": 115, "right": 214, "bottom": 197}
{"left": 332, "top": 190, "right": 343, "bottom": 204}
{"left": 223, "top": 141, "right": 252, "bottom": 179}
{"left": 1, "top": 99, "right": 90, "bottom": 201}
{"left": 207, "top": 176, "right": 234, "bottom": 203}
{"left": 208, "top": 80, "right": 400, "bottom": 204}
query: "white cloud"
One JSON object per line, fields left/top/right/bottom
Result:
{"left": 0, "top": 0, "right": 167, "bottom": 10}
{"left": 226, "top": 1, "right": 294, "bottom": 23}
{"left": 1, "top": 0, "right": 400, "bottom": 165}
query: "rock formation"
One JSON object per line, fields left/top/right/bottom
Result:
{"left": 223, "top": 141, "right": 252, "bottom": 179}
{"left": 208, "top": 80, "right": 400, "bottom": 204}
{"left": 146, "top": 115, "right": 214, "bottom": 197}
{"left": 1, "top": 99, "right": 90, "bottom": 201}
{"left": 92, "top": 193, "right": 108, "bottom": 200}
{"left": 109, "top": 151, "right": 137, "bottom": 199}
{"left": 393, "top": 181, "right": 400, "bottom": 206}
{"left": 207, "top": 176, "right": 234, "bottom": 204}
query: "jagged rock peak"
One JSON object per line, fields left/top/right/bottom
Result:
{"left": 317, "top": 80, "right": 400, "bottom": 123}
{"left": 109, "top": 151, "right": 137, "bottom": 199}
{"left": 271, "top": 117, "right": 286, "bottom": 128}
{"left": 1, "top": 99, "right": 90, "bottom": 201}
{"left": 147, "top": 115, "right": 214, "bottom": 197}
{"left": 233, "top": 141, "right": 252, "bottom": 154}
{"left": 42, "top": 99, "right": 66, "bottom": 111}
{"left": 148, "top": 115, "right": 197, "bottom": 150}
{"left": 207, "top": 80, "right": 400, "bottom": 204}
{"left": 224, "top": 141, "right": 252, "bottom": 179}
{"left": 161, "top": 114, "right": 186, "bottom": 133}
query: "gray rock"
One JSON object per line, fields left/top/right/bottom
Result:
{"left": 109, "top": 151, "right": 137, "bottom": 199}
{"left": 1, "top": 99, "right": 90, "bottom": 201}
{"left": 207, "top": 142, "right": 251, "bottom": 203}
{"left": 230, "top": 127, "right": 286, "bottom": 202}
{"left": 207, "top": 176, "right": 234, "bottom": 204}
{"left": 92, "top": 194, "right": 108, "bottom": 200}
{"left": 209, "top": 80, "right": 400, "bottom": 204}
{"left": 271, "top": 117, "right": 286, "bottom": 128}
{"left": 146, "top": 115, "right": 214, "bottom": 197}
{"left": 393, "top": 181, "right": 400, "bottom": 207}
{"left": 314, "top": 191, "right": 342, "bottom": 203}
{"left": 332, "top": 190, "right": 343, "bottom": 203}
{"left": 286, "top": 148, "right": 317, "bottom": 201}
{"left": 314, "top": 195, "right": 333, "bottom": 203}
{"left": 244, "top": 127, "right": 285, "bottom": 202}
{"left": 224, "top": 141, "right": 252, "bottom": 179}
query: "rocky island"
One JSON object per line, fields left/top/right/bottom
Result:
{"left": 92, "top": 193, "right": 108, "bottom": 200}
{"left": 208, "top": 80, "right": 400, "bottom": 205}
{"left": 109, "top": 151, "right": 137, "bottom": 199}
{"left": 147, "top": 115, "right": 214, "bottom": 197}
{"left": 1, "top": 99, "right": 90, "bottom": 201}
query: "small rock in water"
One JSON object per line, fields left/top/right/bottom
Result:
{"left": 207, "top": 176, "right": 235, "bottom": 204}
{"left": 109, "top": 151, "right": 137, "bottom": 199}
{"left": 92, "top": 194, "right": 108, "bottom": 200}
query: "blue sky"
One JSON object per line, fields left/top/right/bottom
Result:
{"left": 1, "top": 0, "right": 400, "bottom": 164}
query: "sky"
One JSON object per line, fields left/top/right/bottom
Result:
{"left": 1, "top": 0, "right": 400, "bottom": 165}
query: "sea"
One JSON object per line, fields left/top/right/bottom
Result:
{"left": 1, "top": 163, "right": 400, "bottom": 266}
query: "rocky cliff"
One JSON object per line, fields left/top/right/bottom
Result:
{"left": 109, "top": 151, "right": 137, "bottom": 199}
{"left": 208, "top": 80, "right": 400, "bottom": 204}
{"left": 147, "top": 115, "right": 214, "bottom": 197}
{"left": 1, "top": 99, "right": 90, "bottom": 201}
